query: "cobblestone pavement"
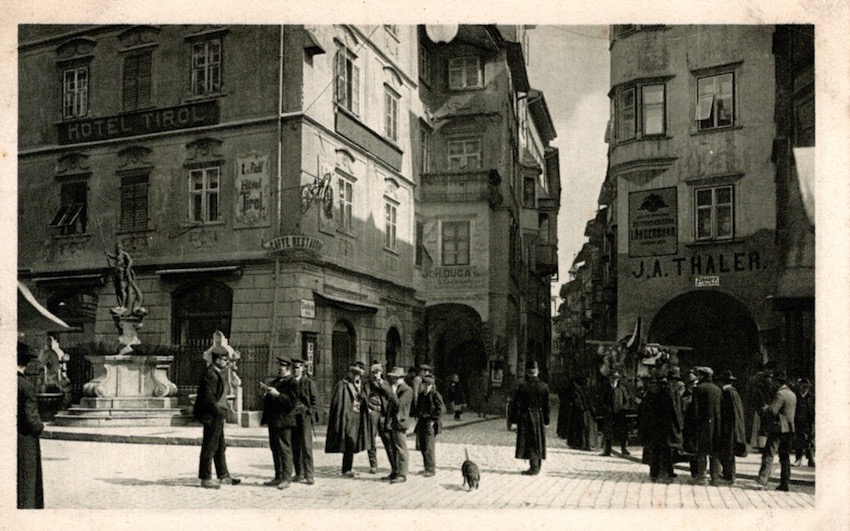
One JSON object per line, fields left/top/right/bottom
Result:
{"left": 38, "top": 418, "right": 814, "bottom": 511}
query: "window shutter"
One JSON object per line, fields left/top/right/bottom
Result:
{"left": 351, "top": 63, "right": 360, "bottom": 115}
{"left": 137, "top": 53, "right": 152, "bottom": 106}
{"left": 334, "top": 49, "right": 344, "bottom": 104}
{"left": 123, "top": 56, "right": 138, "bottom": 110}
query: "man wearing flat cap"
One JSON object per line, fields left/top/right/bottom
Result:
{"left": 691, "top": 366, "right": 723, "bottom": 485}
{"left": 509, "top": 360, "right": 550, "bottom": 475}
{"left": 194, "top": 346, "right": 241, "bottom": 489}
{"left": 756, "top": 369, "right": 797, "bottom": 491}
{"left": 325, "top": 364, "right": 372, "bottom": 477}
{"left": 384, "top": 366, "right": 414, "bottom": 483}
{"left": 260, "top": 357, "right": 298, "bottom": 489}
{"left": 414, "top": 374, "right": 445, "bottom": 477}
{"left": 291, "top": 358, "right": 318, "bottom": 485}
{"left": 18, "top": 341, "right": 44, "bottom": 508}
{"left": 719, "top": 369, "right": 746, "bottom": 483}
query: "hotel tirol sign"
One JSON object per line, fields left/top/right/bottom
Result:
{"left": 235, "top": 153, "right": 270, "bottom": 228}
{"left": 57, "top": 100, "right": 220, "bottom": 144}
{"left": 629, "top": 187, "right": 678, "bottom": 257}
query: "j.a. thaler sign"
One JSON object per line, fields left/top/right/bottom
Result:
{"left": 57, "top": 101, "right": 220, "bottom": 144}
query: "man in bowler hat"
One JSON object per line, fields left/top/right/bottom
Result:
{"left": 193, "top": 346, "right": 241, "bottom": 489}
{"left": 260, "top": 357, "right": 298, "bottom": 489}
{"left": 18, "top": 341, "right": 44, "bottom": 508}
{"left": 509, "top": 360, "right": 550, "bottom": 475}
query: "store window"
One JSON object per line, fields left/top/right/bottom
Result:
{"left": 189, "top": 166, "right": 220, "bottom": 223}
{"left": 695, "top": 185, "right": 734, "bottom": 240}
{"left": 191, "top": 38, "right": 222, "bottom": 97}
{"left": 442, "top": 220, "right": 470, "bottom": 266}
{"left": 696, "top": 72, "right": 734, "bottom": 131}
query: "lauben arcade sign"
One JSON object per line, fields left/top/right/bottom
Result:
{"left": 57, "top": 100, "right": 220, "bottom": 144}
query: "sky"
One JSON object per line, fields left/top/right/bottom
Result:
{"left": 526, "top": 26, "right": 611, "bottom": 297}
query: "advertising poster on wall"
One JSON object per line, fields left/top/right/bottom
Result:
{"left": 628, "top": 187, "right": 678, "bottom": 257}
{"left": 234, "top": 153, "right": 270, "bottom": 228}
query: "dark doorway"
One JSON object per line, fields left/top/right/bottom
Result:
{"left": 172, "top": 282, "right": 233, "bottom": 344}
{"left": 332, "top": 320, "right": 356, "bottom": 386}
{"left": 649, "top": 290, "right": 759, "bottom": 382}
{"left": 385, "top": 327, "right": 401, "bottom": 369}
{"left": 426, "top": 304, "right": 486, "bottom": 394}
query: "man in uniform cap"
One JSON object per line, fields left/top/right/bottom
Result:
{"left": 290, "top": 358, "right": 318, "bottom": 485}
{"left": 508, "top": 360, "right": 550, "bottom": 475}
{"left": 718, "top": 370, "right": 746, "bottom": 484}
{"left": 18, "top": 341, "right": 44, "bottom": 508}
{"left": 260, "top": 357, "right": 298, "bottom": 489}
{"left": 414, "top": 374, "right": 445, "bottom": 477}
{"left": 325, "top": 364, "right": 372, "bottom": 477}
{"left": 194, "top": 346, "right": 242, "bottom": 489}
{"left": 756, "top": 370, "right": 797, "bottom": 491}
{"left": 384, "top": 366, "right": 414, "bottom": 483}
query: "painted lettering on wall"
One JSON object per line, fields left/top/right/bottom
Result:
{"left": 631, "top": 251, "right": 763, "bottom": 280}
{"left": 57, "top": 101, "right": 220, "bottom": 144}
{"left": 422, "top": 266, "right": 486, "bottom": 290}
{"left": 235, "top": 154, "right": 270, "bottom": 228}
{"left": 629, "top": 187, "right": 678, "bottom": 257}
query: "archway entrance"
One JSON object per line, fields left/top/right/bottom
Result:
{"left": 649, "top": 290, "right": 759, "bottom": 381}
{"left": 331, "top": 320, "right": 356, "bottom": 386}
{"left": 426, "top": 304, "right": 486, "bottom": 394}
{"left": 385, "top": 327, "right": 401, "bottom": 369}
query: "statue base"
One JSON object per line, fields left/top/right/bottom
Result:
{"left": 53, "top": 354, "right": 191, "bottom": 427}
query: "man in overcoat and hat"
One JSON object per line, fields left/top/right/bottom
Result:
{"left": 325, "top": 364, "right": 372, "bottom": 477}
{"left": 642, "top": 365, "right": 683, "bottom": 483}
{"left": 509, "top": 360, "right": 550, "bottom": 475}
{"left": 290, "top": 358, "right": 318, "bottom": 485}
{"left": 18, "top": 341, "right": 44, "bottom": 508}
{"left": 260, "top": 357, "right": 298, "bottom": 489}
{"left": 598, "top": 370, "right": 631, "bottom": 456}
{"left": 692, "top": 366, "right": 723, "bottom": 485}
{"left": 756, "top": 370, "right": 797, "bottom": 491}
{"left": 365, "top": 362, "right": 394, "bottom": 474}
{"left": 194, "top": 346, "right": 242, "bottom": 489}
{"left": 384, "top": 366, "right": 414, "bottom": 483}
{"left": 414, "top": 374, "right": 445, "bottom": 477}
{"left": 719, "top": 369, "right": 747, "bottom": 484}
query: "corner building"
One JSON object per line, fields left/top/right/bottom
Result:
{"left": 18, "top": 24, "right": 560, "bottom": 417}
{"left": 607, "top": 25, "right": 814, "bottom": 381}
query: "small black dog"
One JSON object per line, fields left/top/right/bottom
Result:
{"left": 461, "top": 447, "right": 480, "bottom": 490}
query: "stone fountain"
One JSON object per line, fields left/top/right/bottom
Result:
{"left": 53, "top": 244, "right": 187, "bottom": 427}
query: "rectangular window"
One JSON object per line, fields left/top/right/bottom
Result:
{"left": 189, "top": 166, "right": 220, "bottom": 223}
{"left": 384, "top": 202, "right": 397, "bottom": 250}
{"left": 695, "top": 185, "right": 734, "bottom": 240}
{"left": 49, "top": 182, "right": 87, "bottom": 235}
{"left": 448, "top": 56, "right": 482, "bottom": 90}
{"left": 696, "top": 72, "right": 734, "bottom": 131}
{"left": 63, "top": 66, "right": 89, "bottom": 119}
{"left": 123, "top": 52, "right": 152, "bottom": 111}
{"left": 617, "top": 88, "right": 636, "bottom": 141}
{"left": 419, "top": 44, "right": 431, "bottom": 85}
{"left": 384, "top": 88, "right": 399, "bottom": 142}
{"left": 119, "top": 174, "right": 149, "bottom": 232}
{"left": 335, "top": 45, "right": 360, "bottom": 115}
{"left": 420, "top": 126, "right": 432, "bottom": 173}
{"left": 523, "top": 176, "right": 536, "bottom": 208}
{"left": 337, "top": 176, "right": 353, "bottom": 232}
{"left": 447, "top": 138, "right": 482, "bottom": 170}
{"left": 641, "top": 84, "right": 665, "bottom": 136}
{"left": 415, "top": 219, "right": 424, "bottom": 267}
{"left": 191, "top": 38, "right": 222, "bottom": 97}
{"left": 442, "top": 221, "right": 470, "bottom": 266}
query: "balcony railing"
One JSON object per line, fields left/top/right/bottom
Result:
{"left": 421, "top": 170, "right": 502, "bottom": 207}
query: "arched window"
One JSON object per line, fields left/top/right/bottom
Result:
{"left": 386, "top": 327, "right": 401, "bottom": 369}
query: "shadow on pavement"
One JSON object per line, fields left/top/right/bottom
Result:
{"left": 98, "top": 477, "right": 198, "bottom": 488}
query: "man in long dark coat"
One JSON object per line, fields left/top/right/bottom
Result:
{"left": 691, "top": 366, "right": 723, "bottom": 485}
{"left": 793, "top": 377, "right": 815, "bottom": 468}
{"left": 642, "top": 368, "right": 683, "bottom": 483}
{"left": 598, "top": 370, "right": 631, "bottom": 456}
{"left": 325, "top": 364, "right": 371, "bottom": 477}
{"left": 384, "top": 366, "right": 414, "bottom": 483}
{"left": 18, "top": 342, "right": 44, "bottom": 509}
{"left": 414, "top": 374, "right": 445, "bottom": 477}
{"left": 193, "top": 346, "right": 241, "bottom": 489}
{"left": 719, "top": 370, "right": 747, "bottom": 484}
{"left": 679, "top": 370, "right": 699, "bottom": 476}
{"left": 260, "top": 357, "right": 297, "bottom": 489}
{"left": 290, "top": 359, "right": 318, "bottom": 485}
{"left": 563, "top": 377, "right": 594, "bottom": 450}
{"left": 365, "top": 362, "right": 393, "bottom": 474}
{"left": 509, "top": 360, "right": 550, "bottom": 475}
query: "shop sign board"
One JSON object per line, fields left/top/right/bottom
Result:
{"left": 235, "top": 153, "right": 270, "bottom": 228}
{"left": 629, "top": 187, "right": 678, "bottom": 257}
{"left": 695, "top": 276, "right": 720, "bottom": 288}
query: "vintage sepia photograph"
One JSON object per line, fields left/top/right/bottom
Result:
{"left": 4, "top": 2, "right": 849, "bottom": 529}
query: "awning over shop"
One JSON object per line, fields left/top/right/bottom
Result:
{"left": 155, "top": 265, "right": 242, "bottom": 277}
{"left": 313, "top": 291, "right": 379, "bottom": 314}
{"left": 18, "top": 281, "right": 73, "bottom": 332}
{"left": 770, "top": 227, "right": 815, "bottom": 307}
